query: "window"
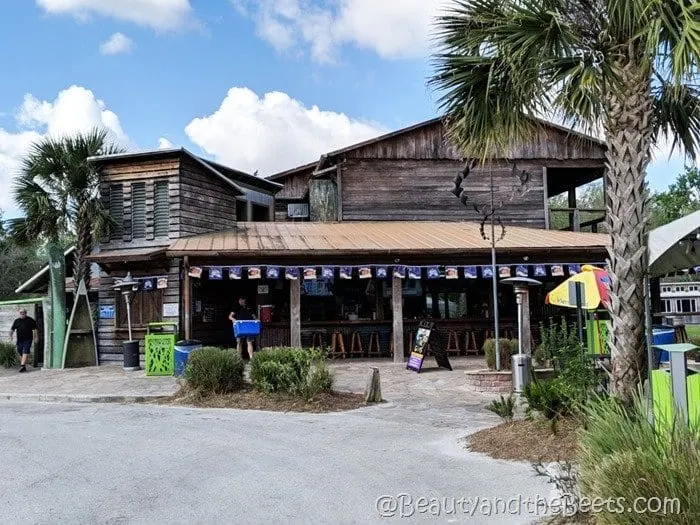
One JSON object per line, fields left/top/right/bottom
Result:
{"left": 252, "top": 203, "right": 269, "bottom": 221}
{"left": 154, "top": 181, "right": 169, "bottom": 238}
{"left": 131, "top": 182, "right": 146, "bottom": 239}
{"left": 236, "top": 200, "right": 248, "bottom": 222}
{"left": 426, "top": 292, "right": 468, "bottom": 319}
{"left": 116, "top": 289, "right": 163, "bottom": 328}
{"left": 108, "top": 184, "right": 124, "bottom": 241}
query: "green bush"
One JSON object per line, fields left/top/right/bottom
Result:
{"left": 0, "top": 342, "right": 18, "bottom": 368}
{"left": 523, "top": 378, "right": 574, "bottom": 422}
{"left": 534, "top": 317, "right": 582, "bottom": 367}
{"left": 486, "top": 394, "right": 516, "bottom": 422}
{"left": 578, "top": 394, "right": 700, "bottom": 524}
{"left": 250, "top": 347, "right": 333, "bottom": 399}
{"left": 184, "top": 347, "right": 245, "bottom": 394}
{"left": 483, "top": 338, "right": 518, "bottom": 370}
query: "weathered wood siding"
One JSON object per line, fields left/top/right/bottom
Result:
{"left": 274, "top": 170, "right": 313, "bottom": 200}
{"left": 96, "top": 258, "right": 181, "bottom": 363}
{"left": 344, "top": 120, "right": 606, "bottom": 161}
{"left": 179, "top": 158, "right": 238, "bottom": 237}
{"left": 340, "top": 159, "right": 547, "bottom": 227}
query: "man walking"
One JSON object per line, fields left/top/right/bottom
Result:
{"left": 9, "top": 308, "right": 38, "bottom": 373}
{"left": 228, "top": 296, "right": 256, "bottom": 360}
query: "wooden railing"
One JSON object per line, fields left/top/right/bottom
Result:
{"left": 549, "top": 207, "right": 607, "bottom": 233}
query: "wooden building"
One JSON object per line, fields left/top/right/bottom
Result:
{"left": 88, "top": 119, "right": 610, "bottom": 364}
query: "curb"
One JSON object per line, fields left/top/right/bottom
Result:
{"left": 0, "top": 393, "right": 173, "bottom": 404}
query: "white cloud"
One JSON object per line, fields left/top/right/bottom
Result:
{"left": 234, "top": 0, "right": 447, "bottom": 62}
{"left": 100, "top": 32, "right": 134, "bottom": 55}
{"left": 36, "top": 0, "right": 195, "bottom": 31}
{"left": 0, "top": 85, "right": 128, "bottom": 215}
{"left": 184, "top": 87, "right": 385, "bottom": 175}
{"left": 158, "top": 137, "right": 175, "bottom": 149}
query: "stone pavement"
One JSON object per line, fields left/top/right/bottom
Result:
{"left": 0, "top": 356, "right": 497, "bottom": 411}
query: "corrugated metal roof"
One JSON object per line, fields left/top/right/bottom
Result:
{"left": 86, "top": 247, "right": 167, "bottom": 263}
{"left": 167, "top": 221, "right": 609, "bottom": 257}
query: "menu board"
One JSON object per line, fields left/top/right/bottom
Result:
{"left": 406, "top": 321, "right": 453, "bottom": 373}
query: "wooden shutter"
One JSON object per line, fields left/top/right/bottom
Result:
{"left": 109, "top": 184, "right": 124, "bottom": 241}
{"left": 131, "top": 182, "right": 146, "bottom": 239}
{"left": 154, "top": 181, "right": 169, "bottom": 238}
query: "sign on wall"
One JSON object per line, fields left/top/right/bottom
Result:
{"left": 163, "top": 303, "right": 179, "bottom": 318}
{"left": 99, "top": 306, "right": 115, "bottom": 319}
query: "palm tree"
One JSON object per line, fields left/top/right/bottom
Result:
{"left": 429, "top": 0, "right": 699, "bottom": 403}
{"left": 10, "top": 128, "right": 123, "bottom": 367}
{"left": 11, "top": 128, "right": 123, "bottom": 288}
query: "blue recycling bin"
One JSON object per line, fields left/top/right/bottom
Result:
{"left": 652, "top": 327, "right": 676, "bottom": 363}
{"left": 233, "top": 320, "right": 261, "bottom": 338}
{"left": 174, "top": 340, "right": 203, "bottom": 376}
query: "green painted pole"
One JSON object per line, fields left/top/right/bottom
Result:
{"left": 47, "top": 243, "right": 66, "bottom": 368}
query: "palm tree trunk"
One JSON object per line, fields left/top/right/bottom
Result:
{"left": 47, "top": 242, "right": 67, "bottom": 368}
{"left": 603, "top": 50, "right": 654, "bottom": 404}
{"left": 74, "top": 202, "right": 92, "bottom": 291}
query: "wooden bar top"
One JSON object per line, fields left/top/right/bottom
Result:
{"left": 262, "top": 317, "right": 516, "bottom": 328}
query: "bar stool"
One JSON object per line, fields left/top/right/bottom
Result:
{"left": 464, "top": 330, "right": 479, "bottom": 355}
{"left": 329, "top": 330, "right": 346, "bottom": 359}
{"left": 367, "top": 331, "right": 381, "bottom": 358}
{"left": 349, "top": 331, "right": 364, "bottom": 358}
{"left": 311, "top": 330, "right": 325, "bottom": 351}
{"left": 446, "top": 330, "right": 461, "bottom": 356}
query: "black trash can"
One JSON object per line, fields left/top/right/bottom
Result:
{"left": 123, "top": 340, "right": 140, "bottom": 371}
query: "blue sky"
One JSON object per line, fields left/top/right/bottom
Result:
{"left": 0, "top": 0, "right": 694, "bottom": 217}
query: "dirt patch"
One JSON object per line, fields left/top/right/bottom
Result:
{"left": 157, "top": 384, "right": 368, "bottom": 413}
{"left": 466, "top": 418, "right": 582, "bottom": 463}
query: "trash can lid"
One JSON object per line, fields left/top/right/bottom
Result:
{"left": 175, "top": 339, "right": 202, "bottom": 345}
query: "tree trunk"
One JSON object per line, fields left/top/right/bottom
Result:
{"left": 603, "top": 49, "right": 654, "bottom": 404}
{"left": 364, "top": 367, "right": 383, "bottom": 403}
{"left": 74, "top": 203, "right": 92, "bottom": 291}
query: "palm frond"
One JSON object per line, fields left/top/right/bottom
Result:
{"left": 652, "top": 78, "right": 700, "bottom": 160}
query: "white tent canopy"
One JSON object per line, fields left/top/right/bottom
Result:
{"left": 648, "top": 210, "right": 700, "bottom": 277}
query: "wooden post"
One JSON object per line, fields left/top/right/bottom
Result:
{"left": 246, "top": 200, "right": 253, "bottom": 222}
{"left": 392, "top": 275, "right": 404, "bottom": 363}
{"left": 542, "top": 166, "right": 550, "bottom": 229}
{"left": 183, "top": 256, "right": 192, "bottom": 341}
{"left": 568, "top": 188, "right": 577, "bottom": 231}
{"left": 290, "top": 278, "right": 301, "bottom": 347}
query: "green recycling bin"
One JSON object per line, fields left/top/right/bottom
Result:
{"left": 144, "top": 322, "right": 178, "bottom": 376}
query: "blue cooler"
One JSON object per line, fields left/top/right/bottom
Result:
{"left": 652, "top": 327, "right": 676, "bottom": 363}
{"left": 234, "top": 320, "right": 261, "bottom": 338}
{"left": 174, "top": 340, "right": 203, "bottom": 376}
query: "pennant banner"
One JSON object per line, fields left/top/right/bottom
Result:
{"left": 408, "top": 267, "right": 421, "bottom": 279}
{"left": 534, "top": 265, "right": 547, "bottom": 277}
{"left": 551, "top": 265, "right": 565, "bottom": 277}
{"left": 157, "top": 277, "right": 168, "bottom": 289}
{"left": 482, "top": 266, "right": 494, "bottom": 278}
{"left": 375, "top": 266, "right": 388, "bottom": 279}
{"left": 498, "top": 266, "right": 512, "bottom": 278}
{"left": 188, "top": 266, "right": 202, "bottom": 279}
{"left": 303, "top": 267, "right": 317, "bottom": 280}
{"left": 142, "top": 278, "right": 155, "bottom": 291}
{"left": 285, "top": 267, "right": 299, "bottom": 280}
{"left": 266, "top": 266, "right": 280, "bottom": 279}
{"left": 516, "top": 265, "right": 528, "bottom": 278}
{"left": 568, "top": 264, "right": 581, "bottom": 275}
{"left": 339, "top": 267, "right": 352, "bottom": 280}
{"left": 358, "top": 266, "right": 372, "bottom": 279}
{"left": 322, "top": 266, "right": 334, "bottom": 279}
{"left": 393, "top": 266, "right": 405, "bottom": 279}
{"left": 427, "top": 266, "right": 440, "bottom": 279}
{"left": 464, "top": 266, "right": 478, "bottom": 279}
{"left": 228, "top": 267, "right": 242, "bottom": 280}
{"left": 445, "top": 266, "right": 459, "bottom": 279}
{"left": 209, "top": 267, "right": 223, "bottom": 280}
{"left": 248, "top": 267, "right": 261, "bottom": 279}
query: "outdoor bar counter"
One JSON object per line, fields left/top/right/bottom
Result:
{"left": 258, "top": 318, "right": 519, "bottom": 358}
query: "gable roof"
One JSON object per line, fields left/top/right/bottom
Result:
{"left": 267, "top": 117, "right": 607, "bottom": 182}
{"left": 88, "top": 148, "right": 281, "bottom": 195}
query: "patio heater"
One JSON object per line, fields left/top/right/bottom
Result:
{"left": 501, "top": 277, "right": 542, "bottom": 393}
{"left": 112, "top": 272, "right": 141, "bottom": 371}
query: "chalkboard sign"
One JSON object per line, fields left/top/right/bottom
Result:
{"left": 406, "top": 321, "right": 453, "bottom": 373}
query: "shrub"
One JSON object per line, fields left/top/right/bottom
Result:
{"left": 534, "top": 317, "right": 583, "bottom": 367}
{"left": 184, "top": 347, "right": 245, "bottom": 395}
{"left": 486, "top": 394, "right": 516, "bottom": 422}
{"left": 250, "top": 347, "right": 333, "bottom": 399}
{"left": 578, "top": 394, "right": 700, "bottom": 524}
{"left": 0, "top": 342, "right": 18, "bottom": 368}
{"left": 522, "top": 378, "right": 577, "bottom": 433}
{"left": 483, "top": 338, "right": 518, "bottom": 370}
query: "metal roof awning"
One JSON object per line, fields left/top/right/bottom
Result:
{"left": 86, "top": 247, "right": 168, "bottom": 264}
{"left": 167, "top": 221, "right": 610, "bottom": 262}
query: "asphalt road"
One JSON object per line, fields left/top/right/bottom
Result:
{"left": 0, "top": 401, "right": 552, "bottom": 524}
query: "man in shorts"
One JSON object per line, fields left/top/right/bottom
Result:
{"left": 9, "top": 308, "right": 38, "bottom": 373}
{"left": 228, "top": 296, "right": 256, "bottom": 360}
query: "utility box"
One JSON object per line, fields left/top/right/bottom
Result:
{"left": 651, "top": 343, "right": 700, "bottom": 433}
{"left": 144, "top": 322, "right": 178, "bottom": 376}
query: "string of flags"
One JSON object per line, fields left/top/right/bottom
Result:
{"left": 186, "top": 263, "right": 607, "bottom": 281}
{"left": 119, "top": 275, "right": 169, "bottom": 291}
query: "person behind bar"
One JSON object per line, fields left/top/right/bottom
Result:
{"left": 228, "top": 296, "right": 256, "bottom": 360}
{"left": 9, "top": 308, "right": 38, "bottom": 373}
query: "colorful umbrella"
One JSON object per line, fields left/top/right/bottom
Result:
{"left": 545, "top": 264, "right": 611, "bottom": 310}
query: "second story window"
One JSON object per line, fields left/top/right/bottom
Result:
{"left": 109, "top": 183, "right": 124, "bottom": 241}
{"left": 131, "top": 182, "right": 146, "bottom": 240}
{"left": 154, "top": 181, "right": 169, "bottom": 238}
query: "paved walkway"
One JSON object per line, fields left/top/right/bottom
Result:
{"left": 0, "top": 357, "right": 494, "bottom": 411}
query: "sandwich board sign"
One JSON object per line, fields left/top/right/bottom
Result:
{"left": 406, "top": 320, "right": 453, "bottom": 373}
